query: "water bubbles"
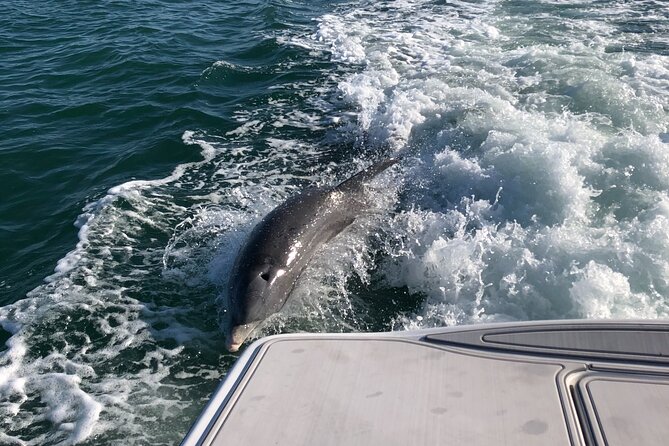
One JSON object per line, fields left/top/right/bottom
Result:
{"left": 2, "top": 0, "right": 668, "bottom": 443}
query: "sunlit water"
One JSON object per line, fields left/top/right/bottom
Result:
{"left": 1, "top": 0, "right": 668, "bottom": 444}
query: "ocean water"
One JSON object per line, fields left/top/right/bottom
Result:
{"left": 1, "top": 0, "right": 668, "bottom": 443}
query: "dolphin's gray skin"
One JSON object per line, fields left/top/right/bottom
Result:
{"left": 224, "top": 158, "right": 398, "bottom": 352}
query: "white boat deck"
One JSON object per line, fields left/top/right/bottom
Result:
{"left": 182, "top": 320, "right": 669, "bottom": 446}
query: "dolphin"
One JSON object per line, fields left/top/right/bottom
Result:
{"left": 224, "top": 158, "right": 398, "bottom": 352}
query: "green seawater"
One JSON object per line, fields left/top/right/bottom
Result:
{"left": 1, "top": 0, "right": 668, "bottom": 444}
{"left": 0, "top": 0, "right": 329, "bottom": 302}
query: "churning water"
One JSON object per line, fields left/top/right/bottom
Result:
{"left": 1, "top": 0, "right": 668, "bottom": 444}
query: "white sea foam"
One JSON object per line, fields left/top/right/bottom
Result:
{"left": 2, "top": 0, "right": 668, "bottom": 444}
{"left": 0, "top": 131, "right": 227, "bottom": 444}
{"left": 303, "top": 0, "right": 669, "bottom": 329}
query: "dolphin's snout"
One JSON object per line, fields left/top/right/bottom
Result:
{"left": 225, "top": 322, "right": 260, "bottom": 353}
{"left": 225, "top": 333, "right": 241, "bottom": 352}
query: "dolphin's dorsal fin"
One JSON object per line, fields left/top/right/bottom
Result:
{"left": 334, "top": 157, "right": 399, "bottom": 194}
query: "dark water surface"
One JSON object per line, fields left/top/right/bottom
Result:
{"left": 1, "top": 0, "right": 668, "bottom": 444}
{"left": 1, "top": 0, "right": 321, "bottom": 301}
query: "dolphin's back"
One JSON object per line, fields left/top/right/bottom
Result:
{"left": 334, "top": 157, "right": 398, "bottom": 195}
{"left": 241, "top": 157, "right": 398, "bottom": 269}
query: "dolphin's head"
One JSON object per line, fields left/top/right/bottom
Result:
{"left": 225, "top": 261, "right": 293, "bottom": 352}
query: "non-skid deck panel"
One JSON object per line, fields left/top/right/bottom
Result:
{"left": 209, "top": 338, "right": 569, "bottom": 446}
{"left": 424, "top": 322, "right": 669, "bottom": 363}
{"left": 578, "top": 374, "right": 669, "bottom": 446}
{"left": 184, "top": 322, "right": 669, "bottom": 446}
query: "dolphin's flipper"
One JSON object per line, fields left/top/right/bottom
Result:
{"left": 335, "top": 158, "right": 399, "bottom": 194}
